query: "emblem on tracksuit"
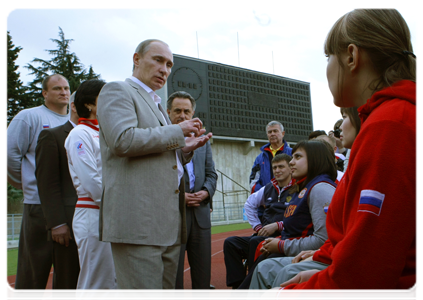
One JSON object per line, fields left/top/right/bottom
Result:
{"left": 298, "top": 188, "right": 307, "bottom": 198}
{"left": 285, "top": 196, "right": 292, "bottom": 205}
{"left": 323, "top": 202, "right": 330, "bottom": 215}
{"left": 75, "top": 140, "right": 86, "bottom": 156}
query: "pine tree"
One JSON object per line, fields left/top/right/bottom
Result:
{"left": 25, "top": 27, "right": 101, "bottom": 103}
{"left": 7, "top": 31, "right": 32, "bottom": 124}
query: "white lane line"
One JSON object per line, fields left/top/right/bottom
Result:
{"left": 184, "top": 249, "right": 224, "bottom": 273}
{"left": 212, "top": 237, "right": 228, "bottom": 243}
{"left": 211, "top": 250, "right": 223, "bottom": 257}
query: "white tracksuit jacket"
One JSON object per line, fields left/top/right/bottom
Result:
{"left": 65, "top": 120, "right": 116, "bottom": 289}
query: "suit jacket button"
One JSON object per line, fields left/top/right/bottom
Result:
{"left": 173, "top": 165, "right": 177, "bottom": 170}
{"left": 175, "top": 189, "right": 179, "bottom": 194}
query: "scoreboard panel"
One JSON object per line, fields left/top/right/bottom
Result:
{"left": 167, "top": 54, "right": 313, "bottom": 142}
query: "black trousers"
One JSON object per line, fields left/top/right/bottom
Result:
{"left": 15, "top": 204, "right": 79, "bottom": 289}
{"left": 175, "top": 207, "right": 211, "bottom": 289}
{"left": 223, "top": 235, "right": 267, "bottom": 288}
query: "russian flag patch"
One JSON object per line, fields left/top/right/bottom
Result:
{"left": 323, "top": 202, "right": 330, "bottom": 215}
{"left": 358, "top": 190, "right": 385, "bottom": 216}
{"left": 43, "top": 124, "right": 49, "bottom": 128}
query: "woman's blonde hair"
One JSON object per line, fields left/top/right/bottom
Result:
{"left": 324, "top": 9, "right": 415, "bottom": 93}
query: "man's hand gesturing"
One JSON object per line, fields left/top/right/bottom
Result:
{"left": 178, "top": 118, "right": 205, "bottom": 137}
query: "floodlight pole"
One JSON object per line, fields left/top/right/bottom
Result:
{"left": 196, "top": 31, "right": 199, "bottom": 58}
{"left": 237, "top": 32, "right": 240, "bottom": 67}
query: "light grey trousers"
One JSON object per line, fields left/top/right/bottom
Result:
{"left": 111, "top": 242, "right": 181, "bottom": 289}
{"left": 110, "top": 217, "right": 182, "bottom": 289}
{"left": 249, "top": 256, "right": 329, "bottom": 289}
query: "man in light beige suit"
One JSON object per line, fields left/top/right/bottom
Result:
{"left": 97, "top": 39, "right": 212, "bottom": 289}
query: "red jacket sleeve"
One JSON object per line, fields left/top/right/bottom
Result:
{"left": 312, "top": 239, "right": 333, "bottom": 265}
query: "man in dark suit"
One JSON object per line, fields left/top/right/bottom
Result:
{"left": 167, "top": 91, "right": 218, "bottom": 289}
{"left": 35, "top": 92, "right": 80, "bottom": 289}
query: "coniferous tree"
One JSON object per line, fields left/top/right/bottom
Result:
{"left": 7, "top": 31, "right": 32, "bottom": 124}
{"left": 25, "top": 27, "right": 101, "bottom": 103}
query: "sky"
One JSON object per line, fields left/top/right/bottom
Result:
{"left": 3, "top": 0, "right": 419, "bottom": 134}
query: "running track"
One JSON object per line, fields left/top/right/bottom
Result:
{"left": 7, "top": 228, "right": 254, "bottom": 290}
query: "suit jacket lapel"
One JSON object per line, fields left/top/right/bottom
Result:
{"left": 63, "top": 120, "right": 74, "bottom": 134}
{"left": 158, "top": 103, "right": 171, "bottom": 125}
{"left": 125, "top": 78, "right": 166, "bottom": 126}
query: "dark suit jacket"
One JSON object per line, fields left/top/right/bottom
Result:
{"left": 184, "top": 141, "right": 217, "bottom": 229}
{"left": 35, "top": 121, "right": 78, "bottom": 230}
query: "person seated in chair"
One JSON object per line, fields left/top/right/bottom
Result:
{"left": 224, "top": 154, "right": 293, "bottom": 289}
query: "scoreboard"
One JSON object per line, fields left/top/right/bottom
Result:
{"left": 166, "top": 54, "right": 313, "bottom": 142}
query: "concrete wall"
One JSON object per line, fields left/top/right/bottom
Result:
{"left": 210, "top": 138, "right": 266, "bottom": 191}
{"left": 209, "top": 137, "right": 268, "bottom": 223}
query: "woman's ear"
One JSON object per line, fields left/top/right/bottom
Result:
{"left": 84, "top": 103, "right": 92, "bottom": 112}
{"left": 346, "top": 44, "right": 360, "bottom": 73}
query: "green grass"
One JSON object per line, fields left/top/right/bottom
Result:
{"left": 6, "top": 222, "right": 251, "bottom": 277}
{"left": 7, "top": 248, "right": 18, "bottom": 277}
{"left": 211, "top": 222, "right": 251, "bottom": 234}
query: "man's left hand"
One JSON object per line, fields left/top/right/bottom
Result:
{"left": 182, "top": 132, "right": 213, "bottom": 153}
{"left": 51, "top": 224, "right": 72, "bottom": 247}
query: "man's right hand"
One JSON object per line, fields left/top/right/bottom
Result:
{"left": 178, "top": 118, "right": 205, "bottom": 137}
{"left": 51, "top": 224, "right": 72, "bottom": 247}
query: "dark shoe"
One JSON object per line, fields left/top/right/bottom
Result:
{"left": 210, "top": 284, "right": 215, "bottom": 289}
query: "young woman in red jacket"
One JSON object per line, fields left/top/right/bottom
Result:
{"left": 280, "top": 9, "right": 416, "bottom": 290}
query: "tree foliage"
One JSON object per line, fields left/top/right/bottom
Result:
{"left": 7, "top": 31, "right": 31, "bottom": 124}
{"left": 7, "top": 183, "right": 23, "bottom": 214}
{"left": 25, "top": 27, "right": 101, "bottom": 104}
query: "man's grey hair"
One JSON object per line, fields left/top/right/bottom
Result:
{"left": 167, "top": 91, "right": 196, "bottom": 111}
{"left": 266, "top": 120, "right": 284, "bottom": 133}
{"left": 132, "top": 39, "right": 169, "bottom": 71}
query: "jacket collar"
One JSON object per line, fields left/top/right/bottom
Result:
{"left": 125, "top": 78, "right": 168, "bottom": 126}
{"left": 63, "top": 120, "right": 74, "bottom": 134}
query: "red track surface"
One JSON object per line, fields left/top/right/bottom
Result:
{"left": 7, "top": 227, "right": 254, "bottom": 290}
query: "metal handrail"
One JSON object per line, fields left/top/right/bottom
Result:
{"left": 213, "top": 169, "right": 250, "bottom": 224}
{"left": 215, "top": 169, "right": 249, "bottom": 194}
